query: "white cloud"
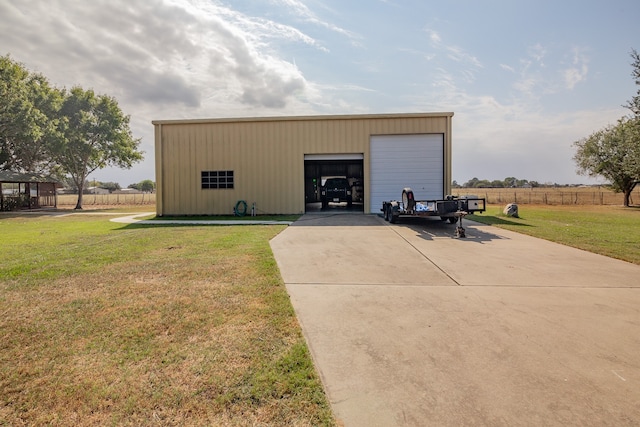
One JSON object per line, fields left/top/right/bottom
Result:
{"left": 428, "top": 29, "right": 442, "bottom": 44}
{"left": 528, "top": 43, "right": 546, "bottom": 66}
{"left": 0, "top": 0, "right": 328, "bottom": 112}
{"left": 271, "top": 0, "right": 359, "bottom": 42}
{"left": 424, "top": 28, "right": 483, "bottom": 86}
{"left": 445, "top": 45, "right": 483, "bottom": 69}
{"left": 562, "top": 48, "right": 589, "bottom": 89}
{"left": 500, "top": 64, "right": 515, "bottom": 73}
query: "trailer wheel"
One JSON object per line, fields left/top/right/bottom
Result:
{"left": 389, "top": 209, "right": 397, "bottom": 224}
{"left": 383, "top": 205, "right": 390, "bottom": 221}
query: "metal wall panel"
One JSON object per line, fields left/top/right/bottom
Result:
{"left": 153, "top": 113, "right": 453, "bottom": 216}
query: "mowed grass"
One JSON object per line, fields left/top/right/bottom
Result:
{"left": 469, "top": 204, "right": 640, "bottom": 265}
{"left": 0, "top": 212, "right": 335, "bottom": 426}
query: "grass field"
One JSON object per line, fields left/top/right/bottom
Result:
{"left": 0, "top": 210, "right": 334, "bottom": 426}
{"left": 469, "top": 204, "right": 640, "bottom": 265}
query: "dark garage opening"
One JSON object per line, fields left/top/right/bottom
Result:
{"left": 304, "top": 157, "right": 364, "bottom": 213}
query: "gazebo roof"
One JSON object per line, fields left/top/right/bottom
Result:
{"left": 0, "top": 171, "right": 61, "bottom": 185}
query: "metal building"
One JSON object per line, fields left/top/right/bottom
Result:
{"left": 153, "top": 112, "right": 453, "bottom": 216}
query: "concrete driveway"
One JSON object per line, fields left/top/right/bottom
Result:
{"left": 270, "top": 214, "right": 640, "bottom": 427}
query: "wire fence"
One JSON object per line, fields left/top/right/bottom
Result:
{"left": 455, "top": 188, "right": 640, "bottom": 206}
{"left": 56, "top": 188, "right": 638, "bottom": 207}
{"left": 57, "top": 193, "right": 156, "bottom": 206}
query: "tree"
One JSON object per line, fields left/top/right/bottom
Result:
{"left": 0, "top": 55, "right": 61, "bottom": 173}
{"left": 625, "top": 48, "right": 640, "bottom": 115}
{"left": 128, "top": 179, "right": 155, "bottom": 192}
{"left": 53, "top": 87, "right": 143, "bottom": 209}
{"left": 573, "top": 116, "right": 640, "bottom": 206}
{"left": 463, "top": 177, "right": 480, "bottom": 188}
{"left": 139, "top": 179, "right": 155, "bottom": 192}
{"left": 100, "top": 181, "right": 121, "bottom": 192}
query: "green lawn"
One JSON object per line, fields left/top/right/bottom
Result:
{"left": 0, "top": 212, "right": 334, "bottom": 426}
{"left": 469, "top": 204, "right": 640, "bottom": 265}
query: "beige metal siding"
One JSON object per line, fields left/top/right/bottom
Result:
{"left": 153, "top": 113, "right": 453, "bottom": 216}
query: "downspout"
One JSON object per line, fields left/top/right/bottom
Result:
{"left": 154, "top": 123, "right": 164, "bottom": 216}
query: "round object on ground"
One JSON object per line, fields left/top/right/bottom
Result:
{"left": 503, "top": 203, "right": 519, "bottom": 218}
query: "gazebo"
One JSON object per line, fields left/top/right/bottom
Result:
{"left": 0, "top": 171, "right": 61, "bottom": 211}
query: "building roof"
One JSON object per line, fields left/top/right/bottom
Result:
{"left": 152, "top": 111, "right": 454, "bottom": 126}
{"left": 0, "top": 171, "right": 61, "bottom": 185}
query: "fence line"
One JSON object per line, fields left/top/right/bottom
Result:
{"left": 57, "top": 193, "right": 156, "bottom": 206}
{"left": 456, "top": 189, "right": 639, "bottom": 206}
{"left": 56, "top": 189, "right": 638, "bottom": 207}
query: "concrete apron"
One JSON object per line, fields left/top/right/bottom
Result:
{"left": 269, "top": 214, "right": 640, "bottom": 427}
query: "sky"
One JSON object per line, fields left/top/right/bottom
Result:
{"left": 1, "top": 0, "right": 638, "bottom": 186}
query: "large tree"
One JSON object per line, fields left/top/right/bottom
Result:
{"left": 54, "top": 87, "right": 143, "bottom": 209}
{"left": 573, "top": 117, "right": 640, "bottom": 206}
{"left": 0, "top": 55, "right": 61, "bottom": 173}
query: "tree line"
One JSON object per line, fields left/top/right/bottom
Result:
{"left": 453, "top": 177, "right": 541, "bottom": 189}
{"left": 62, "top": 178, "right": 156, "bottom": 193}
{"left": 0, "top": 55, "right": 143, "bottom": 209}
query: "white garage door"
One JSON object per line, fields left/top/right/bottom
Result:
{"left": 370, "top": 134, "right": 444, "bottom": 212}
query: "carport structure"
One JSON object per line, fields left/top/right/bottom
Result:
{"left": 0, "top": 171, "right": 59, "bottom": 211}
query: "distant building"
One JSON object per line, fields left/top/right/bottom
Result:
{"left": 86, "top": 186, "right": 110, "bottom": 195}
{"left": 112, "top": 188, "right": 144, "bottom": 194}
{"left": 0, "top": 171, "right": 61, "bottom": 210}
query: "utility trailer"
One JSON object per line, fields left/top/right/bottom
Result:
{"left": 381, "top": 187, "right": 486, "bottom": 237}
